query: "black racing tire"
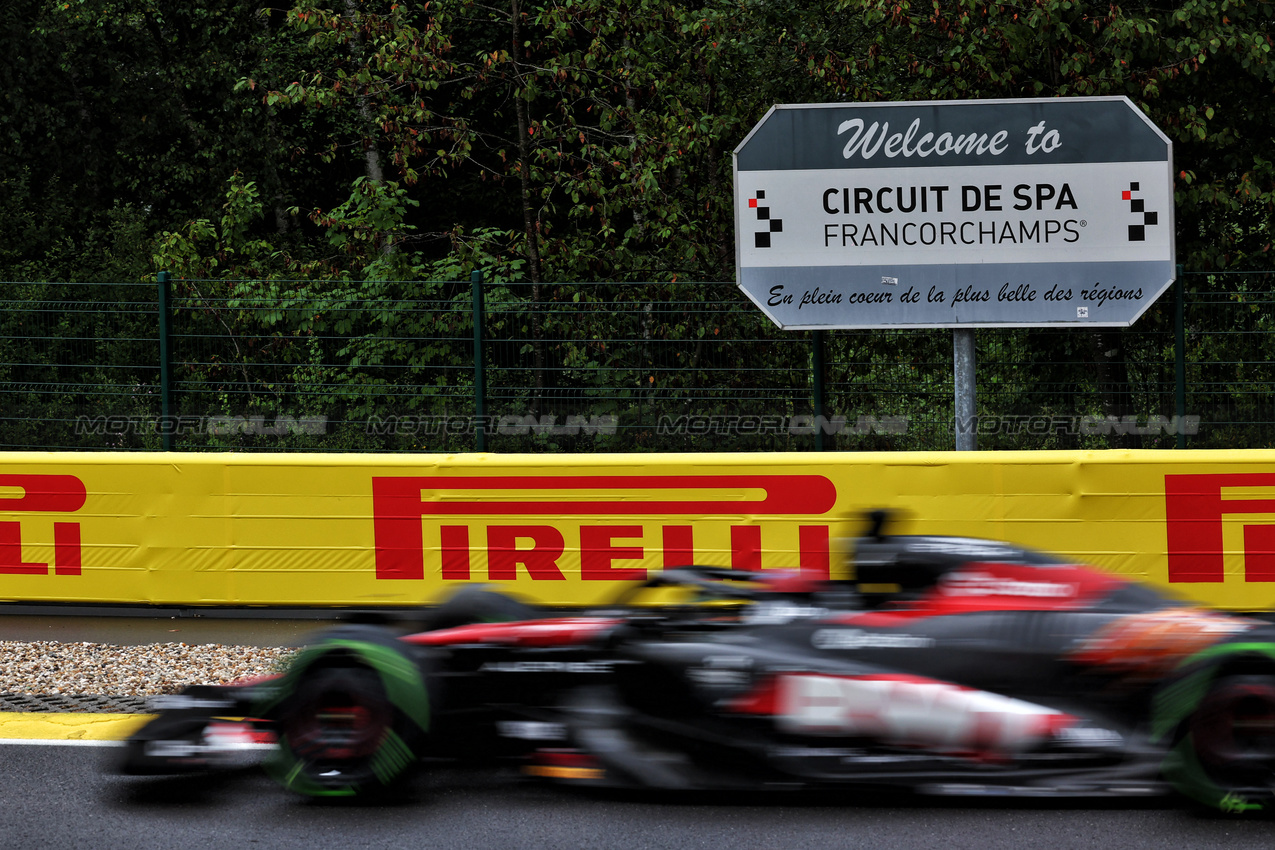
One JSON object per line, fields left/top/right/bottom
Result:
{"left": 419, "top": 585, "right": 538, "bottom": 632}
{"left": 258, "top": 625, "right": 430, "bottom": 799}
{"left": 1158, "top": 661, "right": 1275, "bottom": 814}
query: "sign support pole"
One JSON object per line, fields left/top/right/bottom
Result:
{"left": 812, "top": 329, "right": 826, "bottom": 451}
{"left": 953, "top": 329, "right": 976, "bottom": 450}
{"left": 1174, "top": 265, "right": 1186, "bottom": 449}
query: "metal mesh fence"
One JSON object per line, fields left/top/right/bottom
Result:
{"left": 165, "top": 278, "right": 476, "bottom": 452}
{"left": 0, "top": 282, "right": 161, "bottom": 450}
{"left": 0, "top": 272, "right": 1271, "bottom": 452}
{"left": 480, "top": 282, "right": 814, "bottom": 452}
{"left": 1181, "top": 275, "right": 1275, "bottom": 448}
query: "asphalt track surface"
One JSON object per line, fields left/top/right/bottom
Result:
{"left": 2, "top": 744, "right": 1274, "bottom": 850}
{"left": 5, "top": 616, "right": 1275, "bottom": 850}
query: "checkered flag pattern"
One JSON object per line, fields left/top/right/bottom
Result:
{"left": 749, "top": 191, "right": 783, "bottom": 248}
{"left": 1123, "top": 182, "right": 1159, "bottom": 242}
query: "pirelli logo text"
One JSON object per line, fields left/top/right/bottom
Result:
{"left": 0, "top": 474, "right": 86, "bottom": 576}
{"left": 1165, "top": 472, "right": 1275, "bottom": 583}
{"left": 372, "top": 475, "right": 837, "bottom": 582}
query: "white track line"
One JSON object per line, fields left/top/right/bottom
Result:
{"left": 0, "top": 738, "right": 123, "bottom": 747}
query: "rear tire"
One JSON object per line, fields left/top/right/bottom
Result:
{"left": 1163, "top": 672, "right": 1275, "bottom": 814}
{"left": 420, "top": 585, "right": 538, "bottom": 631}
{"left": 259, "top": 625, "right": 429, "bottom": 799}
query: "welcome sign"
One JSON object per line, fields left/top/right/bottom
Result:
{"left": 733, "top": 98, "right": 1175, "bottom": 329}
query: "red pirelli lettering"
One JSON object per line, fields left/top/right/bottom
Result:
{"left": 487, "top": 525, "right": 565, "bottom": 581}
{"left": 1245, "top": 524, "right": 1275, "bottom": 583}
{"left": 440, "top": 525, "right": 471, "bottom": 580}
{"left": 0, "top": 474, "right": 86, "bottom": 576}
{"left": 730, "top": 525, "right": 829, "bottom": 579}
{"left": 0, "top": 474, "right": 86, "bottom": 513}
{"left": 372, "top": 474, "right": 837, "bottom": 581}
{"left": 1165, "top": 472, "right": 1275, "bottom": 582}
{"left": 662, "top": 525, "right": 694, "bottom": 568}
{"left": 0, "top": 523, "right": 45, "bottom": 574}
{"left": 580, "top": 526, "right": 645, "bottom": 581}
{"left": 54, "top": 522, "right": 82, "bottom": 576}
{"left": 799, "top": 525, "right": 830, "bottom": 580}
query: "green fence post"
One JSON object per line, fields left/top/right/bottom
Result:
{"left": 472, "top": 269, "right": 487, "bottom": 452}
{"left": 812, "top": 330, "right": 826, "bottom": 451}
{"left": 157, "top": 271, "right": 174, "bottom": 451}
{"left": 1174, "top": 264, "right": 1186, "bottom": 449}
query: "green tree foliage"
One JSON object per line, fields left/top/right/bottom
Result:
{"left": 7, "top": 0, "right": 1274, "bottom": 279}
{"left": 828, "top": 0, "right": 1275, "bottom": 271}
{"left": 0, "top": 1, "right": 346, "bottom": 281}
{"left": 3, "top": 0, "right": 1274, "bottom": 452}
{"left": 255, "top": 0, "right": 803, "bottom": 281}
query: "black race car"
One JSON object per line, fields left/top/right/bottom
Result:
{"left": 119, "top": 514, "right": 1275, "bottom": 814}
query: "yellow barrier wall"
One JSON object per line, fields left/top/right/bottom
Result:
{"left": 1, "top": 450, "right": 1274, "bottom": 610}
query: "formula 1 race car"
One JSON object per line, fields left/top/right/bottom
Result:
{"left": 119, "top": 514, "right": 1275, "bottom": 814}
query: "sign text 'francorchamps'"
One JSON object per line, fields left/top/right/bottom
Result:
{"left": 733, "top": 98, "right": 1175, "bottom": 329}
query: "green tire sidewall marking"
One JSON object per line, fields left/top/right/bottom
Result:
{"left": 1164, "top": 734, "right": 1265, "bottom": 813}
{"left": 276, "top": 751, "right": 356, "bottom": 797}
{"left": 261, "top": 636, "right": 430, "bottom": 796}
{"left": 1153, "top": 641, "right": 1275, "bottom": 813}
{"left": 1150, "top": 666, "right": 1213, "bottom": 742}
{"left": 370, "top": 729, "right": 416, "bottom": 785}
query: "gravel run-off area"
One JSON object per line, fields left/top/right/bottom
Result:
{"left": 0, "top": 640, "right": 297, "bottom": 697}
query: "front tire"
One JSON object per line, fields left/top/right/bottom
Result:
{"left": 259, "top": 625, "right": 430, "bottom": 799}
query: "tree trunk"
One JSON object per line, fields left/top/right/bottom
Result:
{"left": 511, "top": 0, "right": 545, "bottom": 412}
{"left": 346, "top": 0, "right": 390, "bottom": 255}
